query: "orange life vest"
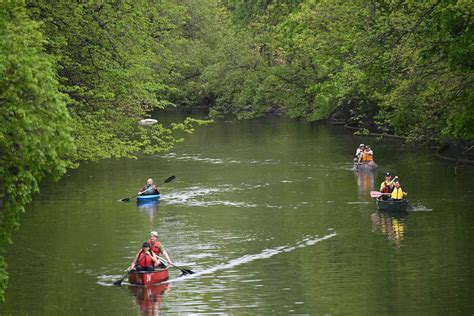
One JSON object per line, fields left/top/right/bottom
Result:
{"left": 148, "top": 239, "right": 161, "bottom": 256}
{"left": 362, "top": 151, "right": 373, "bottom": 161}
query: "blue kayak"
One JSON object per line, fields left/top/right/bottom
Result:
{"left": 136, "top": 194, "right": 160, "bottom": 202}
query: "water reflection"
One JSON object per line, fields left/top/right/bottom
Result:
{"left": 371, "top": 209, "right": 408, "bottom": 248}
{"left": 137, "top": 201, "right": 161, "bottom": 221}
{"left": 128, "top": 283, "right": 171, "bottom": 316}
{"left": 354, "top": 170, "right": 374, "bottom": 193}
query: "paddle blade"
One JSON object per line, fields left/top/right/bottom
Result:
{"left": 120, "top": 197, "right": 131, "bottom": 202}
{"left": 164, "top": 175, "right": 176, "bottom": 183}
{"left": 113, "top": 277, "right": 125, "bottom": 286}
{"left": 370, "top": 191, "right": 383, "bottom": 198}
{"left": 113, "top": 280, "right": 122, "bottom": 286}
{"left": 181, "top": 268, "right": 195, "bottom": 275}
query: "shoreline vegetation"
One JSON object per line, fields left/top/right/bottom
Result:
{"left": 0, "top": 0, "right": 472, "bottom": 299}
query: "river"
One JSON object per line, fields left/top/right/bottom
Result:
{"left": 1, "top": 111, "right": 473, "bottom": 314}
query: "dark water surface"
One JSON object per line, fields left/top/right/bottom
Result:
{"left": 1, "top": 112, "right": 473, "bottom": 314}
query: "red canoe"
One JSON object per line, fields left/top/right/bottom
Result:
{"left": 128, "top": 268, "right": 169, "bottom": 286}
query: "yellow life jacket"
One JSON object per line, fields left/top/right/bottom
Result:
{"left": 391, "top": 187, "right": 404, "bottom": 200}
{"left": 362, "top": 152, "right": 373, "bottom": 161}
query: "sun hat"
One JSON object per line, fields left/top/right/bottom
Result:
{"left": 150, "top": 231, "right": 158, "bottom": 237}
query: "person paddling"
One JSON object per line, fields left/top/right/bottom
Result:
{"left": 391, "top": 180, "right": 407, "bottom": 200}
{"left": 362, "top": 145, "right": 374, "bottom": 162}
{"left": 138, "top": 178, "right": 160, "bottom": 196}
{"left": 354, "top": 144, "right": 365, "bottom": 163}
{"left": 380, "top": 173, "right": 397, "bottom": 200}
{"left": 129, "top": 242, "right": 160, "bottom": 271}
{"left": 148, "top": 231, "right": 173, "bottom": 267}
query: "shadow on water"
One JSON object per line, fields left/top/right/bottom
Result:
{"left": 128, "top": 283, "right": 171, "bottom": 316}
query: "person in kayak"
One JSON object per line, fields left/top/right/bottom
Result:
{"left": 391, "top": 180, "right": 407, "bottom": 200}
{"left": 380, "top": 173, "right": 397, "bottom": 200}
{"left": 129, "top": 242, "right": 160, "bottom": 271}
{"left": 148, "top": 231, "right": 173, "bottom": 267}
{"left": 138, "top": 178, "right": 160, "bottom": 196}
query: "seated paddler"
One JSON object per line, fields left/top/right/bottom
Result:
{"left": 138, "top": 178, "right": 160, "bottom": 196}
{"left": 148, "top": 231, "right": 173, "bottom": 267}
{"left": 362, "top": 145, "right": 374, "bottom": 162}
{"left": 128, "top": 242, "right": 160, "bottom": 271}
{"left": 391, "top": 180, "right": 407, "bottom": 201}
{"left": 380, "top": 173, "right": 397, "bottom": 200}
{"left": 354, "top": 144, "right": 365, "bottom": 162}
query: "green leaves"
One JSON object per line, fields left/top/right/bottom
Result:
{"left": 0, "top": 0, "right": 74, "bottom": 299}
{"left": 211, "top": 0, "right": 473, "bottom": 143}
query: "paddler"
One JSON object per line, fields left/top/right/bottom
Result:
{"left": 354, "top": 144, "right": 365, "bottom": 163}
{"left": 148, "top": 231, "right": 173, "bottom": 267}
{"left": 138, "top": 178, "right": 160, "bottom": 196}
{"left": 380, "top": 173, "right": 397, "bottom": 200}
{"left": 128, "top": 242, "right": 160, "bottom": 271}
{"left": 361, "top": 145, "right": 374, "bottom": 162}
{"left": 391, "top": 180, "right": 407, "bottom": 200}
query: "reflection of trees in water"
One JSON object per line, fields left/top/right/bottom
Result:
{"left": 371, "top": 210, "right": 408, "bottom": 249}
{"left": 129, "top": 283, "right": 171, "bottom": 316}
{"left": 354, "top": 170, "right": 374, "bottom": 193}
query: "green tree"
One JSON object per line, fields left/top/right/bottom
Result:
{"left": 27, "top": 0, "right": 204, "bottom": 161}
{"left": 0, "top": 0, "right": 74, "bottom": 299}
{"left": 211, "top": 0, "right": 473, "bottom": 143}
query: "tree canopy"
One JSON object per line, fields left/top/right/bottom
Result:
{"left": 209, "top": 0, "right": 473, "bottom": 143}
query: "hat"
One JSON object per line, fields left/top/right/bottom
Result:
{"left": 150, "top": 231, "right": 158, "bottom": 237}
{"left": 385, "top": 172, "right": 391, "bottom": 176}
{"left": 142, "top": 242, "right": 150, "bottom": 248}
{"left": 359, "top": 144, "right": 364, "bottom": 147}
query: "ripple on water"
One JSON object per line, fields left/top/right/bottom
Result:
{"left": 409, "top": 203, "right": 433, "bottom": 212}
{"left": 157, "top": 152, "right": 279, "bottom": 165}
{"left": 161, "top": 185, "right": 265, "bottom": 208}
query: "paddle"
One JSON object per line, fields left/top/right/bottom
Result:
{"left": 119, "top": 176, "right": 176, "bottom": 202}
{"left": 370, "top": 191, "right": 392, "bottom": 198}
{"left": 113, "top": 272, "right": 128, "bottom": 286}
{"left": 159, "top": 256, "right": 195, "bottom": 275}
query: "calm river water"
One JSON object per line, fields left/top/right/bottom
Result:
{"left": 1, "top": 111, "right": 473, "bottom": 314}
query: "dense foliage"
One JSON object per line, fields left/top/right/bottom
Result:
{"left": 208, "top": 0, "right": 473, "bottom": 144}
{"left": 0, "top": 1, "right": 74, "bottom": 296}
